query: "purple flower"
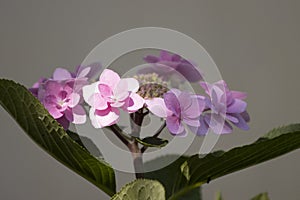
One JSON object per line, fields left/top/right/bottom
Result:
{"left": 29, "top": 77, "right": 47, "bottom": 97}
{"left": 29, "top": 63, "right": 102, "bottom": 129}
{"left": 196, "top": 80, "right": 250, "bottom": 135}
{"left": 142, "top": 50, "right": 203, "bottom": 83}
{"left": 146, "top": 89, "right": 205, "bottom": 136}
{"left": 38, "top": 80, "right": 86, "bottom": 129}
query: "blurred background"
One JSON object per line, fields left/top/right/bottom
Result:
{"left": 0, "top": 0, "right": 299, "bottom": 199}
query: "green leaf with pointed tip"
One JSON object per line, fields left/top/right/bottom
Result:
{"left": 111, "top": 179, "right": 165, "bottom": 200}
{"left": 135, "top": 136, "right": 168, "bottom": 147}
{"left": 168, "top": 124, "right": 300, "bottom": 200}
{"left": 0, "top": 79, "right": 116, "bottom": 196}
{"left": 144, "top": 155, "right": 201, "bottom": 200}
{"left": 251, "top": 193, "right": 270, "bottom": 200}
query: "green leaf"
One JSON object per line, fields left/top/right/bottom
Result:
{"left": 169, "top": 124, "right": 300, "bottom": 199}
{"left": 135, "top": 136, "right": 168, "bottom": 148}
{"left": 251, "top": 193, "right": 270, "bottom": 200}
{"left": 215, "top": 191, "right": 223, "bottom": 200}
{"left": 67, "top": 130, "right": 104, "bottom": 159}
{"left": 111, "top": 179, "right": 165, "bottom": 200}
{"left": 66, "top": 130, "right": 88, "bottom": 150}
{"left": 0, "top": 79, "right": 116, "bottom": 196}
{"left": 144, "top": 155, "right": 201, "bottom": 200}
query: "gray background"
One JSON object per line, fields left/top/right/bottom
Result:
{"left": 0, "top": 0, "right": 299, "bottom": 199}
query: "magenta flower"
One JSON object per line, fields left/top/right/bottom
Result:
{"left": 38, "top": 80, "right": 86, "bottom": 129}
{"left": 83, "top": 69, "right": 145, "bottom": 128}
{"left": 142, "top": 50, "right": 203, "bottom": 83}
{"left": 29, "top": 63, "right": 102, "bottom": 129}
{"left": 196, "top": 80, "right": 250, "bottom": 134}
{"left": 147, "top": 89, "right": 205, "bottom": 136}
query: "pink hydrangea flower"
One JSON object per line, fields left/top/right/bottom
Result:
{"left": 38, "top": 80, "right": 86, "bottom": 129}
{"left": 196, "top": 80, "right": 250, "bottom": 134}
{"left": 83, "top": 69, "right": 145, "bottom": 128}
{"left": 146, "top": 89, "right": 205, "bottom": 136}
{"left": 29, "top": 63, "right": 102, "bottom": 129}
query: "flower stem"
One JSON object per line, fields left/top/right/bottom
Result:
{"left": 109, "top": 125, "right": 131, "bottom": 146}
{"left": 129, "top": 109, "right": 145, "bottom": 179}
{"left": 109, "top": 108, "right": 166, "bottom": 179}
{"left": 128, "top": 142, "right": 144, "bottom": 179}
{"left": 109, "top": 122, "right": 144, "bottom": 179}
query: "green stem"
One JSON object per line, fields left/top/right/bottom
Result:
{"left": 108, "top": 125, "right": 133, "bottom": 148}
{"left": 129, "top": 109, "right": 145, "bottom": 179}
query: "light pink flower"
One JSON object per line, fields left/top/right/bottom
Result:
{"left": 83, "top": 69, "right": 144, "bottom": 128}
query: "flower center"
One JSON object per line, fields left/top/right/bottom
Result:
{"left": 134, "top": 73, "right": 169, "bottom": 99}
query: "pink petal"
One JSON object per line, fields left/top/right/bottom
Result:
{"left": 98, "top": 84, "right": 113, "bottom": 98}
{"left": 114, "top": 81, "right": 130, "bottom": 101}
{"left": 111, "top": 101, "right": 126, "bottom": 108}
{"left": 166, "top": 115, "right": 185, "bottom": 135}
{"left": 188, "top": 95, "right": 206, "bottom": 117}
{"left": 44, "top": 80, "right": 63, "bottom": 95}
{"left": 82, "top": 82, "right": 100, "bottom": 103}
{"left": 72, "top": 105, "right": 86, "bottom": 124}
{"left": 89, "top": 107, "right": 120, "bottom": 128}
{"left": 146, "top": 98, "right": 171, "bottom": 118}
{"left": 53, "top": 68, "right": 72, "bottom": 80}
{"left": 77, "top": 67, "right": 90, "bottom": 78}
{"left": 124, "top": 93, "right": 144, "bottom": 113}
{"left": 47, "top": 105, "right": 63, "bottom": 119}
{"left": 68, "top": 93, "right": 80, "bottom": 108}
{"left": 164, "top": 92, "right": 181, "bottom": 115}
{"left": 99, "top": 69, "right": 120, "bottom": 89}
{"left": 88, "top": 93, "right": 108, "bottom": 110}
{"left": 177, "top": 92, "right": 192, "bottom": 111}
{"left": 76, "top": 62, "right": 102, "bottom": 79}
{"left": 119, "top": 78, "right": 139, "bottom": 93}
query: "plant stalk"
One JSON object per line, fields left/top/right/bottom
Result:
{"left": 129, "top": 109, "right": 145, "bottom": 179}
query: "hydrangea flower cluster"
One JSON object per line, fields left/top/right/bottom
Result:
{"left": 30, "top": 51, "right": 249, "bottom": 136}
{"left": 29, "top": 63, "right": 102, "bottom": 129}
